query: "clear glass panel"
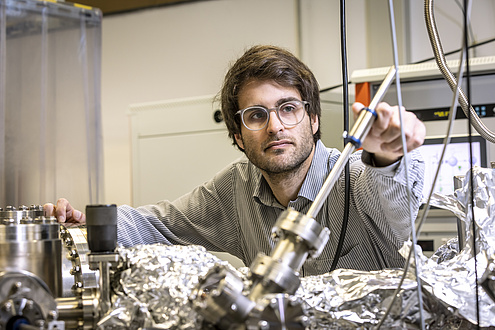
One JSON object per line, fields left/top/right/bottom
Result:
{"left": 0, "top": 0, "right": 103, "bottom": 210}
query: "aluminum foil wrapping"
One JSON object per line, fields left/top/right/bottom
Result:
{"left": 416, "top": 166, "right": 495, "bottom": 327}
{"left": 98, "top": 243, "right": 487, "bottom": 329}
{"left": 105, "top": 244, "right": 429, "bottom": 329}
{"left": 296, "top": 268, "right": 423, "bottom": 329}
{"left": 99, "top": 244, "right": 239, "bottom": 329}
{"left": 430, "top": 166, "right": 495, "bottom": 255}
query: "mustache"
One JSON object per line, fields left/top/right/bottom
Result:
{"left": 262, "top": 136, "right": 293, "bottom": 150}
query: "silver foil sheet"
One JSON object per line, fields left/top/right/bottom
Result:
{"left": 288, "top": 167, "right": 495, "bottom": 328}
{"left": 419, "top": 166, "right": 495, "bottom": 327}
{"left": 296, "top": 268, "right": 422, "bottom": 328}
{"left": 430, "top": 166, "right": 495, "bottom": 255}
{"left": 100, "top": 244, "right": 489, "bottom": 329}
{"left": 99, "top": 244, "right": 239, "bottom": 329}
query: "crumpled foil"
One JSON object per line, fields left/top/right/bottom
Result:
{"left": 414, "top": 166, "right": 495, "bottom": 327}
{"left": 106, "top": 244, "right": 431, "bottom": 329}
{"left": 98, "top": 244, "right": 239, "bottom": 329}
{"left": 429, "top": 166, "right": 495, "bottom": 255}
{"left": 296, "top": 268, "right": 422, "bottom": 329}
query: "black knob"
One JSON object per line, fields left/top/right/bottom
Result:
{"left": 86, "top": 204, "right": 117, "bottom": 253}
{"left": 213, "top": 110, "right": 223, "bottom": 123}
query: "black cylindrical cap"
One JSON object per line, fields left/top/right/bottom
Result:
{"left": 86, "top": 204, "right": 117, "bottom": 252}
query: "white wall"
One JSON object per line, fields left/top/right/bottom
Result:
{"left": 99, "top": 0, "right": 495, "bottom": 206}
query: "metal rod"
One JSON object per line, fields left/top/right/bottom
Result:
{"left": 306, "top": 67, "right": 396, "bottom": 219}
{"left": 369, "top": 67, "right": 396, "bottom": 110}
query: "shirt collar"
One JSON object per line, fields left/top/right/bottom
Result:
{"left": 252, "top": 140, "right": 330, "bottom": 207}
{"left": 297, "top": 140, "right": 330, "bottom": 202}
{"left": 253, "top": 174, "right": 285, "bottom": 209}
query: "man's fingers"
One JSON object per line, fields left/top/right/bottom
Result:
{"left": 43, "top": 198, "right": 86, "bottom": 224}
{"left": 55, "top": 198, "right": 70, "bottom": 223}
{"left": 351, "top": 102, "right": 365, "bottom": 118}
{"left": 70, "top": 209, "right": 86, "bottom": 223}
{"left": 373, "top": 103, "right": 397, "bottom": 134}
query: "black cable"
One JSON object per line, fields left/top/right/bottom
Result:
{"left": 319, "top": 83, "right": 344, "bottom": 93}
{"left": 463, "top": 0, "right": 480, "bottom": 327}
{"left": 330, "top": 0, "right": 350, "bottom": 272}
{"left": 413, "top": 36, "right": 495, "bottom": 64}
{"left": 455, "top": 0, "right": 476, "bottom": 47}
{"left": 319, "top": 37, "right": 495, "bottom": 94}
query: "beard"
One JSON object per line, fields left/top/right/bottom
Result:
{"left": 240, "top": 122, "right": 315, "bottom": 176}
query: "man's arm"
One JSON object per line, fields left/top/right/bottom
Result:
{"left": 44, "top": 162, "right": 242, "bottom": 256}
{"left": 353, "top": 148, "right": 425, "bottom": 256}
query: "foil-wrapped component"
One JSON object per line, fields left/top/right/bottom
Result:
{"left": 98, "top": 243, "right": 488, "bottom": 329}
{"left": 101, "top": 244, "right": 238, "bottom": 329}
{"left": 429, "top": 237, "right": 459, "bottom": 264}
{"left": 480, "top": 254, "right": 495, "bottom": 304}
{"left": 418, "top": 166, "right": 495, "bottom": 327}
{"left": 296, "top": 268, "right": 423, "bottom": 328}
{"left": 430, "top": 166, "right": 495, "bottom": 256}
{"left": 400, "top": 243, "right": 495, "bottom": 327}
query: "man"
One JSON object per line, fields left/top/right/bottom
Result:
{"left": 45, "top": 45, "right": 425, "bottom": 276}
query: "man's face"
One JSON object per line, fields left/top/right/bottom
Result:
{"left": 234, "top": 80, "right": 318, "bottom": 175}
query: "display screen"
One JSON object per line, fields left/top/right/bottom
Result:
{"left": 418, "top": 136, "right": 487, "bottom": 197}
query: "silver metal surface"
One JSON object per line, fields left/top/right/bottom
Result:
{"left": 0, "top": 271, "right": 60, "bottom": 329}
{"left": 453, "top": 175, "right": 466, "bottom": 251}
{"left": 191, "top": 264, "right": 255, "bottom": 327}
{"left": 245, "top": 293, "right": 308, "bottom": 329}
{"left": 88, "top": 252, "right": 119, "bottom": 317}
{"left": 62, "top": 226, "right": 99, "bottom": 295}
{"left": 0, "top": 207, "right": 100, "bottom": 329}
{"left": 249, "top": 209, "right": 330, "bottom": 301}
{"left": 0, "top": 206, "right": 63, "bottom": 297}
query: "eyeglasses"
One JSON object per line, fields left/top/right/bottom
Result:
{"left": 236, "top": 100, "right": 308, "bottom": 131}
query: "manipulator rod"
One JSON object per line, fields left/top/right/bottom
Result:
{"left": 306, "top": 66, "right": 397, "bottom": 219}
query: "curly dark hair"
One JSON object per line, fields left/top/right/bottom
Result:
{"left": 220, "top": 45, "right": 321, "bottom": 150}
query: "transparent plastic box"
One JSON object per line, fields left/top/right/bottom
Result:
{"left": 0, "top": 0, "right": 103, "bottom": 209}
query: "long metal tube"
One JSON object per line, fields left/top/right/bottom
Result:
{"left": 425, "top": 0, "right": 495, "bottom": 143}
{"left": 306, "top": 67, "right": 396, "bottom": 219}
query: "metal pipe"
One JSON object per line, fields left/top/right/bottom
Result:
{"left": 306, "top": 67, "right": 396, "bottom": 219}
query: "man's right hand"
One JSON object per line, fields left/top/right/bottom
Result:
{"left": 43, "top": 198, "right": 86, "bottom": 224}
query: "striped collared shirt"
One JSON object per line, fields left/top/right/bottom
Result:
{"left": 117, "top": 140, "right": 424, "bottom": 276}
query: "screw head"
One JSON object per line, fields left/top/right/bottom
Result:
{"left": 258, "top": 320, "right": 270, "bottom": 330}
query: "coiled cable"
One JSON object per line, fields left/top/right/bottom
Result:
{"left": 425, "top": 0, "right": 495, "bottom": 143}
